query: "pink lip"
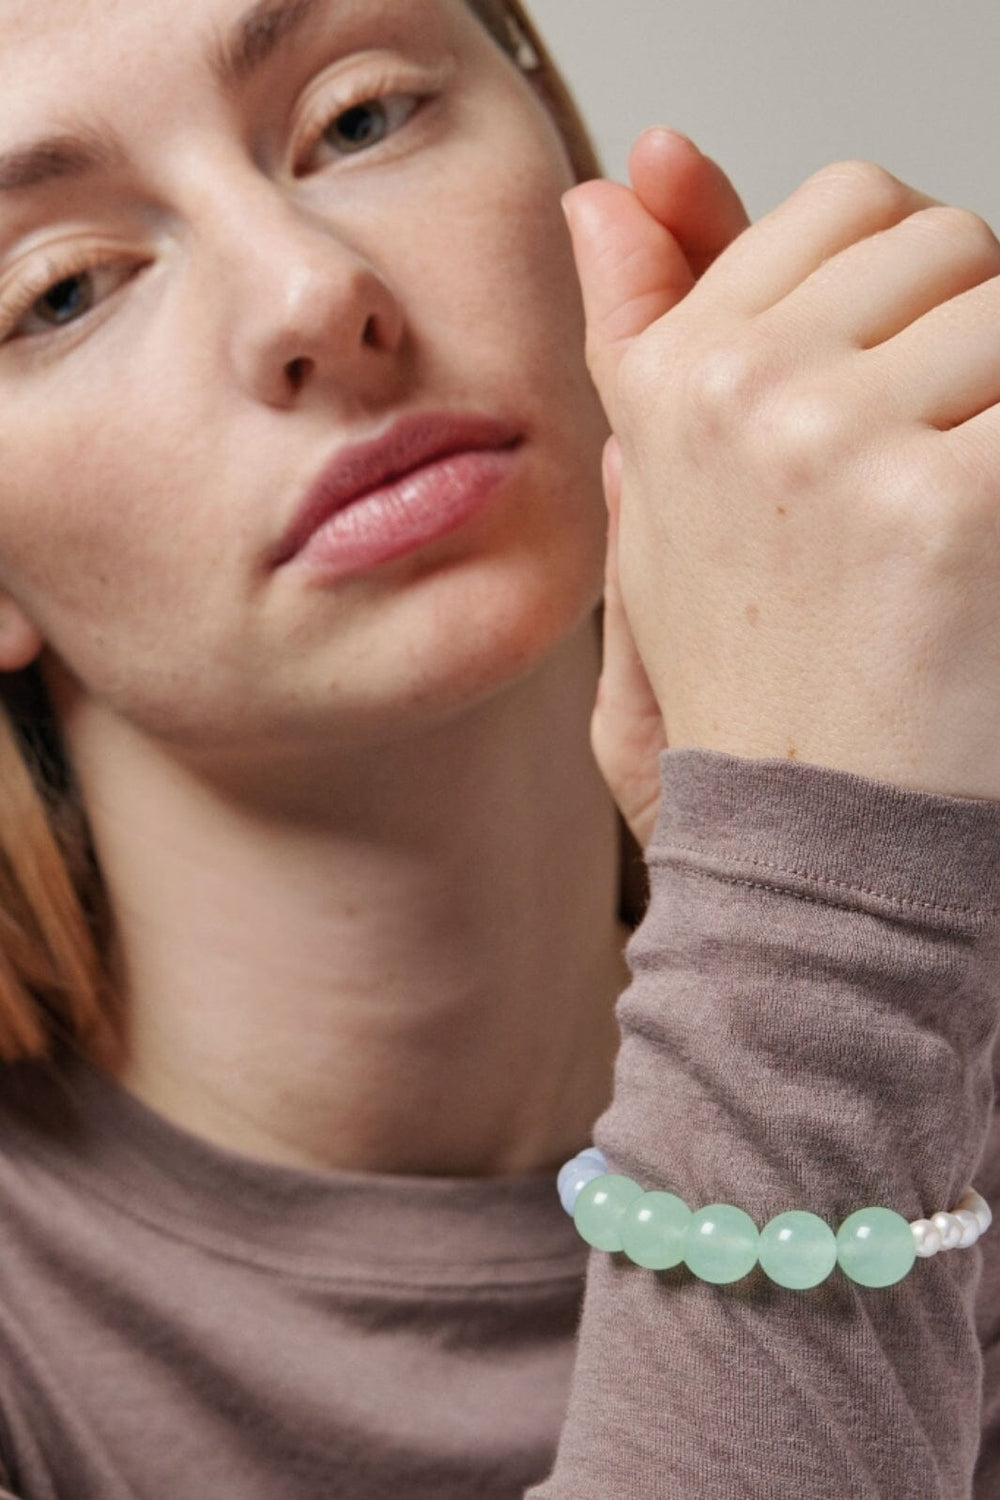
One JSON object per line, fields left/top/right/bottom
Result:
{"left": 270, "top": 411, "right": 524, "bottom": 572}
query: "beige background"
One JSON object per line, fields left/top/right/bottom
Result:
{"left": 528, "top": 0, "right": 1000, "bottom": 227}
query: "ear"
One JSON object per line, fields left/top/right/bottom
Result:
{"left": 0, "top": 593, "right": 44, "bottom": 672}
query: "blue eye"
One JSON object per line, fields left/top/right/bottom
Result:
{"left": 35, "top": 272, "right": 96, "bottom": 327}
{"left": 322, "top": 94, "right": 422, "bottom": 156}
{"left": 1, "top": 252, "right": 134, "bottom": 343}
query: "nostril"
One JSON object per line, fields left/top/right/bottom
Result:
{"left": 286, "top": 356, "right": 310, "bottom": 390}
{"left": 362, "top": 315, "right": 378, "bottom": 348}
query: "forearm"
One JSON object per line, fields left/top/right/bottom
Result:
{"left": 528, "top": 747, "right": 1000, "bottom": 1498}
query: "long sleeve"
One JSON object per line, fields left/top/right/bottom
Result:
{"left": 527, "top": 748, "right": 1000, "bottom": 1499}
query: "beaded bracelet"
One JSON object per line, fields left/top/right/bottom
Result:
{"left": 558, "top": 1148, "right": 993, "bottom": 1289}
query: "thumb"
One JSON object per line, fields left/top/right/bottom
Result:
{"left": 562, "top": 179, "right": 696, "bottom": 423}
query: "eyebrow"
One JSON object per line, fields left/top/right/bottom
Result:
{"left": 0, "top": 0, "right": 329, "bottom": 196}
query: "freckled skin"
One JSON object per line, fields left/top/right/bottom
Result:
{"left": 0, "top": 0, "right": 628, "bottom": 1177}
{"left": 0, "top": 0, "right": 610, "bottom": 775}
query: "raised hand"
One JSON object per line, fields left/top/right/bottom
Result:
{"left": 577, "top": 129, "right": 752, "bottom": 848}
{"left": 567, "top": 153, "right": 1000, "bottom": 801}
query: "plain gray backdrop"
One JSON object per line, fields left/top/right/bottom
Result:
{"left": 528, "top": 0, "right": 1000, "bottom": 228}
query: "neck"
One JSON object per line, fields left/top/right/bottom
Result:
{"left": 52, "top": 617, "right": 628, "bottom": 1178}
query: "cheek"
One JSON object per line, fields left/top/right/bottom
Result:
{"left": 422, "top": 141, "right": 587, "bottom": 372}
{"left": 0, "top": 418, "right": 147, "bottom": 611}
{"left": 0, "top": 389, "right": 237, "bottom": 690}
{"left": 402, "top": 121, "right": 609, "bottom": 508}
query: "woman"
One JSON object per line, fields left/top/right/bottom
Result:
{"left": 0, "top": 0, "right": 997, "bottom": 1496}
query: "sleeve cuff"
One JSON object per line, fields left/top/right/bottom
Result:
{"left": 647, "top": 747, "right": 1000, "bottom": 935}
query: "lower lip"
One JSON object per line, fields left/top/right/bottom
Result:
{"left": 285, "top": 444, "right": 522, "bottom": 582}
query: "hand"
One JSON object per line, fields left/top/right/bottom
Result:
{"left": 580, "top": 129, "right": 752, "bottom": 848}
{"left": 566, "top": 155, "right": 1000, "bottom": 801}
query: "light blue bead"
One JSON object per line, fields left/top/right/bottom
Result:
{"left": 683, "top": 1203, "right": 760, "bottom": 1283}
{"left": 621, "top": 1190, "right": 692, "bottom": 1269}
{"left": 558, "top": 1153, "right": 610, "bottom": 1216}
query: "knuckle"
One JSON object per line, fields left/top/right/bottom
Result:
{"left": 682, "top": 336, "right": 777, "bottom": 431}
{"left": 807, "top": 158, "right": 912, "bottom": 211}
{"left": 883, "top": 440, "right": 995, "bottom": 562}
{"left": 911, "top": 204, "right": 1000, "bottom": 265}
{"left": 867, "top": 446, "right": 937, "bottom": 533}
{"left": 760, "top": 383, "right": 854, "bottom": 490}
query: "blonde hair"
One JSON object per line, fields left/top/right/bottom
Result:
{"left": 0, "top": 2, "right": 607, "bottom": 1070}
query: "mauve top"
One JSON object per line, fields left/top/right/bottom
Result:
{"left": 0, "top": 748, "right": 998, "bottom": 1499}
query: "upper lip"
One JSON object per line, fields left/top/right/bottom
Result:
{"left": 270, "top": 410, "right": 524, "bottom": 568}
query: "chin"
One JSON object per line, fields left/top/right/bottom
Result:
{"left": 94, "top": 488, "right": 606, "bottom": 763}
{"left": 323, "top": 554, "right": 604, "bottom": 747}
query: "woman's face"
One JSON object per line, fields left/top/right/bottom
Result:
{"left": 0, "top": 0, "right": 608, "bottom": 766}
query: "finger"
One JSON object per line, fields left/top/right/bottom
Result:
{"left": 627, "top": 127, "right": 752, "bottom": 278}
{"left": 563, "top": 180, "right": 696, "bottom": 420}
{"left": 598, "top": 438, "right": 659, "bottom": 720}
{"left": 863, "top": 267, "right": 1000, "bottom": 433}
{"left": 685, "top": 159, "right": 944, "bottom": 323}
{"left": 602, "top": 432, "right": 622, "bottom": 527}
{"left": 592, "top": 439, "right": 667, "bottom": 850}
{"left": 761, "top": 203, "right": 1000, "bottom": 356}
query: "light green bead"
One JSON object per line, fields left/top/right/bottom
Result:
{"left": 759, "top": 1211, "right": 838, "bottom": 1289}
{"left": 836, "top": 1206, "right": 916, "bottom": 1287}
{"left": 683, "top": 1203, "right": 760, "bottom": 1284}
{"left": 620, "top": 1191, "right": 693, "bottom": 1269}
{"left": 573, "top": 1174, "right": 645, "bottom": 1252}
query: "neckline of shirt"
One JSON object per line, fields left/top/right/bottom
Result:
{"left": 0, "top": 1047, "right": 588, "bottom": 1285}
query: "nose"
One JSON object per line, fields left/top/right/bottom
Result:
{"left": 213, "top": 188, "right": 407, "bottom": 409}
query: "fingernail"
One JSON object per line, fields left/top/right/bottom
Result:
{"left": 647, "top": 126, "right": 699, "bottom": 153}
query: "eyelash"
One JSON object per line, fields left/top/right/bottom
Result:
{"left": 0, "top": 80, "right": 432, "bottom": 347}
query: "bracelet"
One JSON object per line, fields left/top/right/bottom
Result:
{"left": 558, "top": 1148, "right": 993, "bottom": 1289}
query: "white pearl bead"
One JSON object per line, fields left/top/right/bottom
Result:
{"left": 962, "top": 1189, "right": 993, "bottom": 1235}
{"left": 953, "top": 1209, "right": 981, "bottom": 1249}
{"left": 911, "top": 1219, "right": 943, "bottom": 1257}
{"left": 931, "top": 1211, "right": 964, "bottom": 1250}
